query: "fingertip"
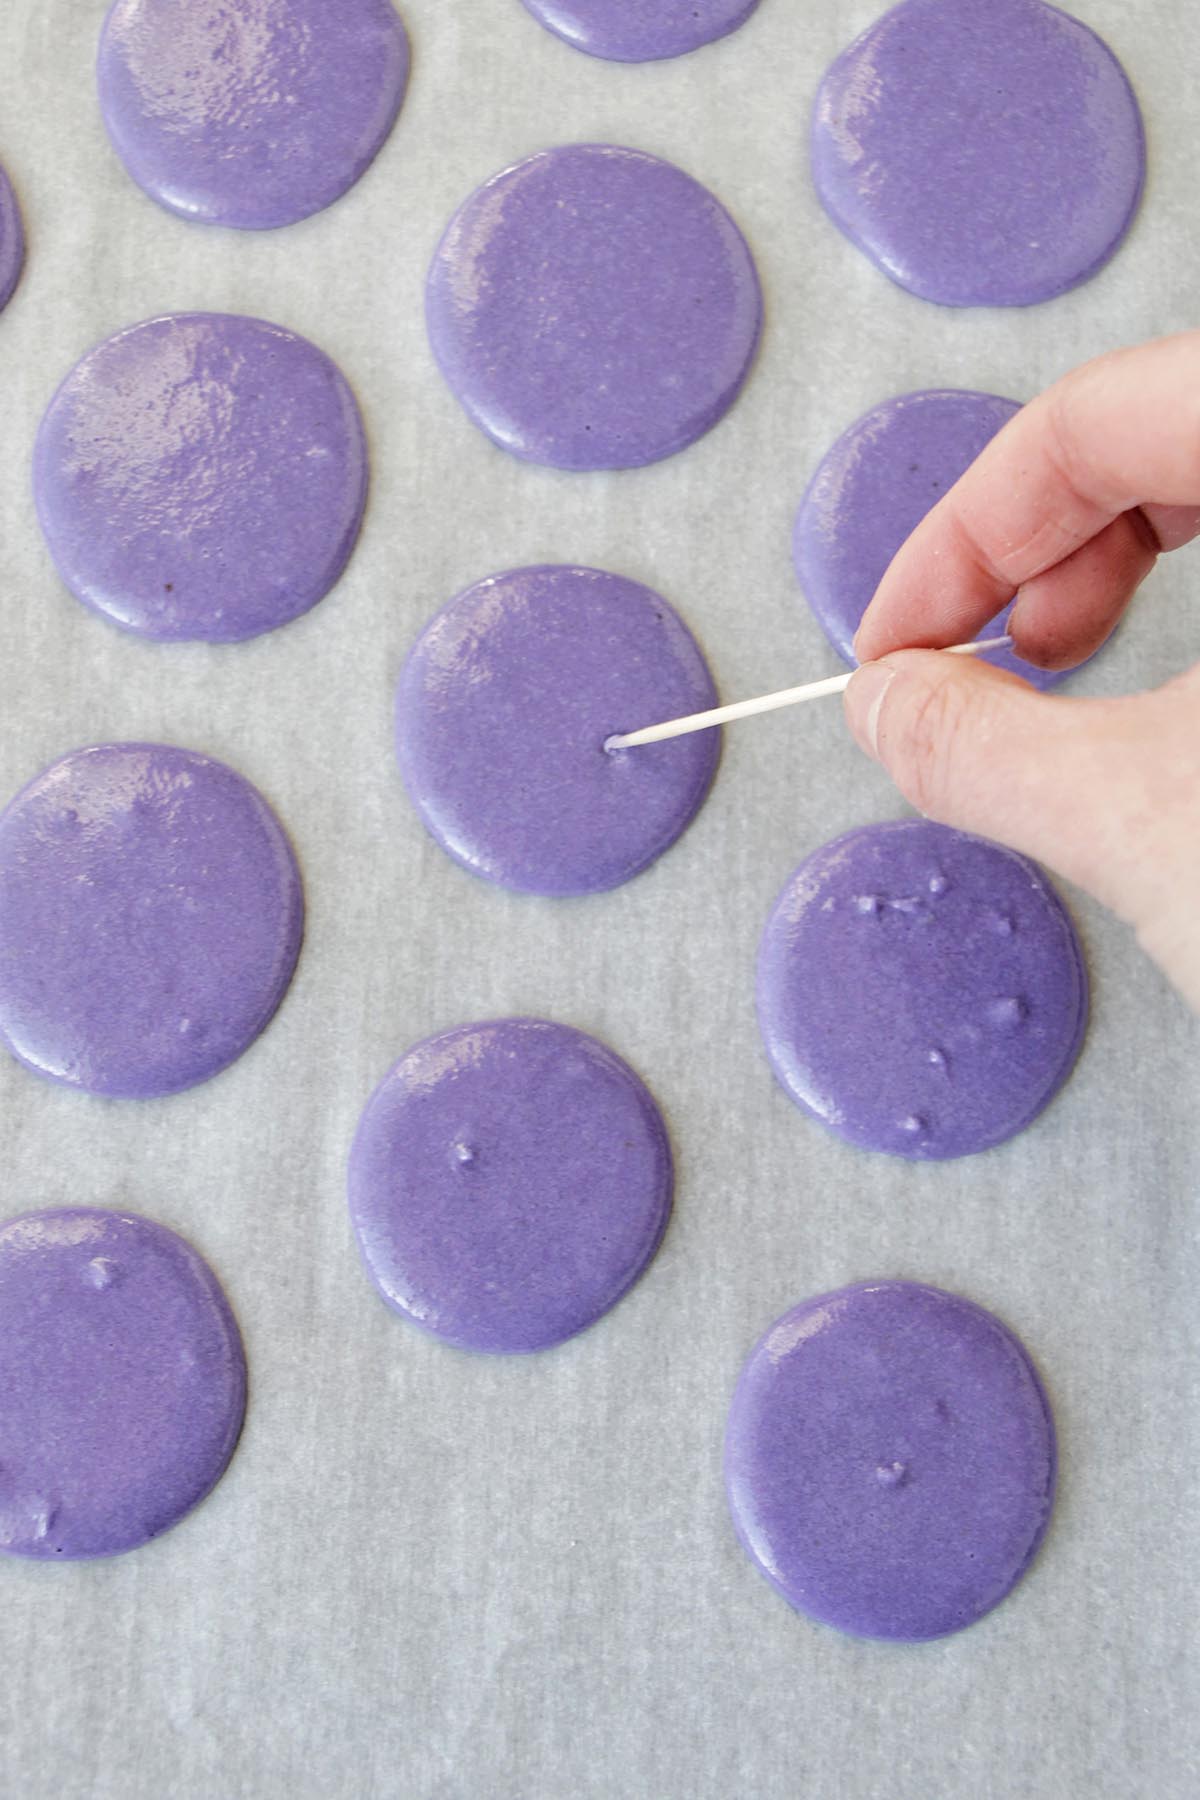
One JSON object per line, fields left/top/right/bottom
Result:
{"left": 853, "top": 611, "right": 909, "bottom": 664}
{"left": 1141, "top": 501, "right": 1200, "bottom": 553}
{"left": 1003, "top": 607, "right": 1092, "bottom": 673}
{"left": 852, "top": 591, "right": 903, "bottom": 663}
{"left": 1006, "top": 511, "right": 1154, "bottom": 671}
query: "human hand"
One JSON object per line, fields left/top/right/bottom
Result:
{"left": 843, "top": 332, "right": 1200, "bottom": 1010}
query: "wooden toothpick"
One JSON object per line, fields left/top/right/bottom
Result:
{"left": 605, "top": 637, "right": 1013, "bottom": 751}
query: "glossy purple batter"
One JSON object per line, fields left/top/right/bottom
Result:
{"left": 0, "top": 744, "right": 303, "bottom": 1099}
{"left": 426, "top": 145, "right": 762, "bottom": 470}
{"left": 0, "top": 1208, "right": 246, "bottom": 1560}
{"left": 0, "top": 161, "right": 24, "bottom": 315}
{"left": 757, "top": 821, "right": 1088, "bottom": 1159}
{"left": 348, "top": 1018, "right": 673, "bottom": 1354}
{"left": 396, "top": 565, "right": 720, "bottom": 897}
{"left": 794, "top": 390, "right": 1084, "bottom": 690}
{"left": 725, "top": 1281, "right": 1056, "bottom": 1640}
{"left": 34, "top": 313, "right": 367, "bottom": 644}
{"left": 97, "top": 0, "right": 410, "bottom": 230}
{"left": 519, "top": 0, "right": 761, "bottom": 62}
{"left": 811, "top": 0, "right": 1145, "bottom": 307}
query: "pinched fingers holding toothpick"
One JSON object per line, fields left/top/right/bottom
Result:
{"left": 844, "top": 331, "right": 1200, "bottom": 1011}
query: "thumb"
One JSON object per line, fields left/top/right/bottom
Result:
{"left": 843, "top": 650, "right": 1200, "bottom": 1007}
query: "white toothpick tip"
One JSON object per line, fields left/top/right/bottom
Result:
{"left": 604, "top": 636, "right": 1014, "bottom": 751}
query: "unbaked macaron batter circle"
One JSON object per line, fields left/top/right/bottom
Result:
{"left": 793, "top": 389, "right": 1083, "bottom": 690}
{"left": 426, "top": 144, "right": 762, "bottom": 470}
{"left": 349, "top": 1018, "right": 673, "bottom": 1354}
{"left": 811, "top": 0, "right": 1144, "bottom": 307}
{"left": 725, "top": 1280, "right": 1057, "bottom": 1640}
{"left": 756, "top": 820, "right": 1088, "bottom": 1159}
{"left": 519, "top": 0, "right": 761, "bottom": 63}
{"left": 34, "top": 312, "right": 367, "bottom": 643}
{"left": 396, "top": 564, "right": 720, "bottom": 896}
{"left": 0, "top": 744, "right": 303, "bottom": 1099}
{"left": 0, "top": 1207, "right": 246, "bottom": 1560}
{"left": 97, "top": 0, "right": 410, "bottom": 230}
{"left": 0, "top": 161, "right": 24, "bottom": 315}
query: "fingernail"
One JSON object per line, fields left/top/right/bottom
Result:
{"left": 845, "top": 662, "right": 899, "bottom": 761}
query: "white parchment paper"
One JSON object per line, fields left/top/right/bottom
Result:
{"left": 0, "top": 3, "right": 1197, "bottom": 1796}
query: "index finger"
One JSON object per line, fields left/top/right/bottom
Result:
{"left": 854, "top": 332, "right": 1200, "bottom": 667}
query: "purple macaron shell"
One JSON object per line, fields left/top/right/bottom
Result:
{"left": 97, "top": 0, "right": 410, "bottom": 230}
{"left": 0, "top": 1207, "right": 246, "bottom": 1560}
{"left": 811, "top": 0, "right": 1144, "bottom": 307}
{"left": 519, "top": 0, "right": 761, "bottom": 63}
{"left": 34, "top": 312, "right": 367, "bottom": 644}
{"left": 0, "top": 743, "right": 303, "bottom": 1099}
{"left": 725, "top": 1280, "right": 1057, "bottom": 1640}
{"left": 756, "top": 820, "right": 1088, "bottom": 1159}
{"left": 0, "top": 161, "right": 25, "bottom": 315}
{"left": 426, "top": 144, "right": 762, "bottom": 471}
{"left": 349, "top": 1018, "right": 673, "bottom": 1354}
{"left": 396, "top": 565, "right": 720, "bottom": 897}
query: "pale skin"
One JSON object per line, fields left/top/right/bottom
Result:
{"left": 843, "top": 331, "right": 1200, "bottom": 1012}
